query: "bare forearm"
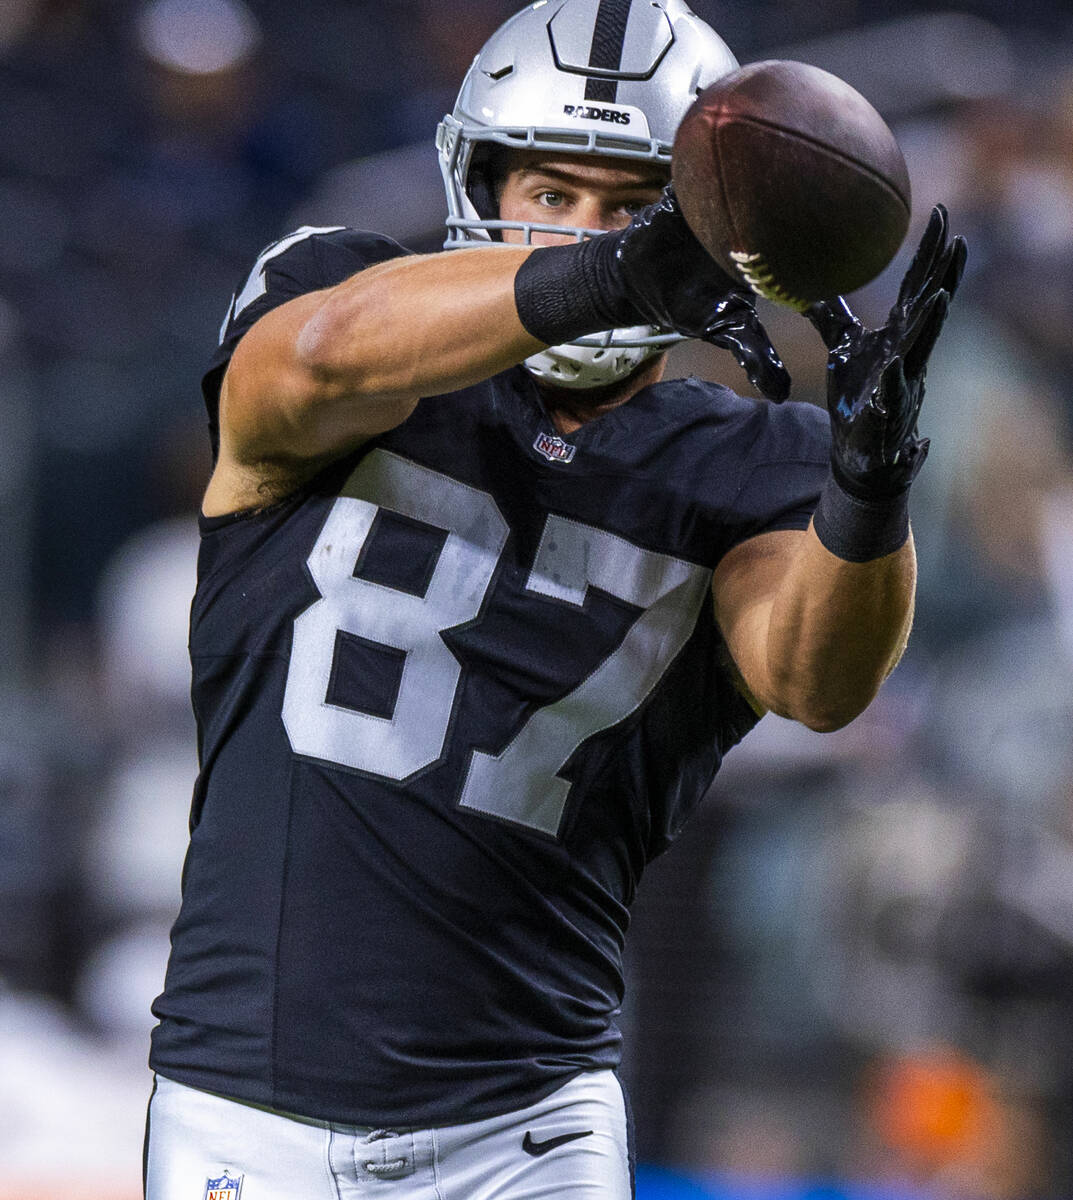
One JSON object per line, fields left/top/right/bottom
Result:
{"left": 712, "top": 524, "right": 917, "bottom": 732}
{"left": 300, "top": 247, "right": 544, "bottom": 402}
{"left": 763, "top": 525, "right": 916, "bottom": 729}
{"left": 225, "top": 247, "right": 544, "bottom": 462}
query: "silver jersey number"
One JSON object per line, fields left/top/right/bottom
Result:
{"left": 282, "top": 451, "right": 710, "bottom": 838}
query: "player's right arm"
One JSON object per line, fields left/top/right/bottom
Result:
{"left": 207, "top": 246, "right": 544, "bottom": 514}
{"left": 207, "top": 190, "right": 786, "bottom": 514}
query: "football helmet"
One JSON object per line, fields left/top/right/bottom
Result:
{"left": 436, "top": 0, "right": 739, "bottom": 389}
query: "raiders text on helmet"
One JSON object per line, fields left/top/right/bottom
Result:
{"left": 436, "top": 0, "right": 738, "bottom": 389}
{"left": 562, "top": 104, "right": 633, "bottom": 124}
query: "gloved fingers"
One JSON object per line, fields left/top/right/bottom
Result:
{"left": 901, "top": 221, "right": 965, "bottom": 330}
{"left": 706, "top": 333, "right": 791, "bottom": 402}
{"left": 940, "top": 234, "right": 968, "bottom": 300}
{"left": 909, "top": 224, "right": 965, "bottom": 319}
{"left": 747, "top": 347, "right": 793, "bottom": 403}
{"left": 877, "top": 355, "right": 924, "bottom": 452}
{"left": 639, "top": 180, "right": 703, "bottom": 250}
{"left": 806, "top": 295, "right": 858, "bottom": 350}
{"left": 902, "top": 289, "right": 950, "bottom": 382}
{"left": 895, "top": 204, "right": 948, "bottom": 312}
{"left": 704, "top": 304, "right": 791, "bottom": 402}
{"left": 630, "top": 181, "right": 679, "bottom": 232}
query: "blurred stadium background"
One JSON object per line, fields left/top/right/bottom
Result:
{"left": 2, "top": 0, "right": 1073, "bottom": 1195}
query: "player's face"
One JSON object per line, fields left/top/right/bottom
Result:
{"left": 497, "top": 152, "right": 668, "bottom": 245}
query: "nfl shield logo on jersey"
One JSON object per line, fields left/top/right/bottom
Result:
{"left": 533, "top": 431, "right": 576, "bottom": 464}
{"left": 205, "top": 1172, "right": 243, "bottom": 1200}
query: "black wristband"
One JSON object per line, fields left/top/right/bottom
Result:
{"left": 513, "top": 236, "right": 632, "bottom": 346}
{"left": 812, "top": 471, "right": 910, "bottom": 562}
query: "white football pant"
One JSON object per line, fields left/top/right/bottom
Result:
{"left": 145, "top": 1068, "right": 633, "bottom": 1199}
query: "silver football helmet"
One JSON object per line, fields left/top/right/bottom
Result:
{"left": 436, "top": 0, "right": 739, "bottom": 389}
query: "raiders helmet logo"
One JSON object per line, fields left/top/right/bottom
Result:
{"left": 562, "top": 104, "right": 632, "bottom": 125}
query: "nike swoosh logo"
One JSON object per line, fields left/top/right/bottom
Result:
{"left": 522, "top": 1129, "right": 594, "bottom": 1156}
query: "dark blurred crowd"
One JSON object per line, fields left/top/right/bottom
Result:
{"left": 2, "top": 0, "right": 1073, "bottom": 1195}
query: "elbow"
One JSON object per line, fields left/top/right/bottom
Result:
{"left": 295, "top": 299, "right": 368, "bottom": 396}
{"left": 296, "top": 293, "right": 419, "bottom": 419}
{"left": 796, "top": 705, "right": 861, "bottom": 734}
{"left": 774, "top": 680, "right": 881, "bottom": 734}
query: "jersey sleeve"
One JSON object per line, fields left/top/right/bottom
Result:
{"left": 201, "top": 226, "right": 412, "bottom": 450}
{"left": 722, "top": 397, "right": 832, "bottom": 553}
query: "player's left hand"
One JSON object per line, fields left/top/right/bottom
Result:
{"left": 807, "top": 204, "right": 967, "bottom": 497}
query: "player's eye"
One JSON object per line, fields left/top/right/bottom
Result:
{"left": 537, "top": 190, "right": 565, "bottom": 208}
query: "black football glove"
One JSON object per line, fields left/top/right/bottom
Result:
{"left": 808, "top": 204, "right": 968, "bottom": 498}
{"left": 514, "top": 183, "right": 790, "bottom": 402}
{"left": 604, "top": 183, "right": 791, "bottom": 401}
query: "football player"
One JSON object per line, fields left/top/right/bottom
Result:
{"left": 145, "top": 1, "right": 965, "bottom": 1197}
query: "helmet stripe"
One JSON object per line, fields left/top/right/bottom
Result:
{"left": 584, "top": 0, "right": 632, "bottom": 102}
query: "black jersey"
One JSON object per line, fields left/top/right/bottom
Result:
{"left": 150, "top": 227, "right": 831, "bottom": 1127}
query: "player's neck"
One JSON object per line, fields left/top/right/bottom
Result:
{"left": 538, "top": 355, "right": 666, "bottom": 435}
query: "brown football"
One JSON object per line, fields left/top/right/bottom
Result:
{"left": 672, "top": 60, "right": 911, "bottom": 309}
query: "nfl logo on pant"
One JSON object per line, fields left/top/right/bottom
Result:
{"left": 205, "top": 1173, "right": 243, "bottom": 1200}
